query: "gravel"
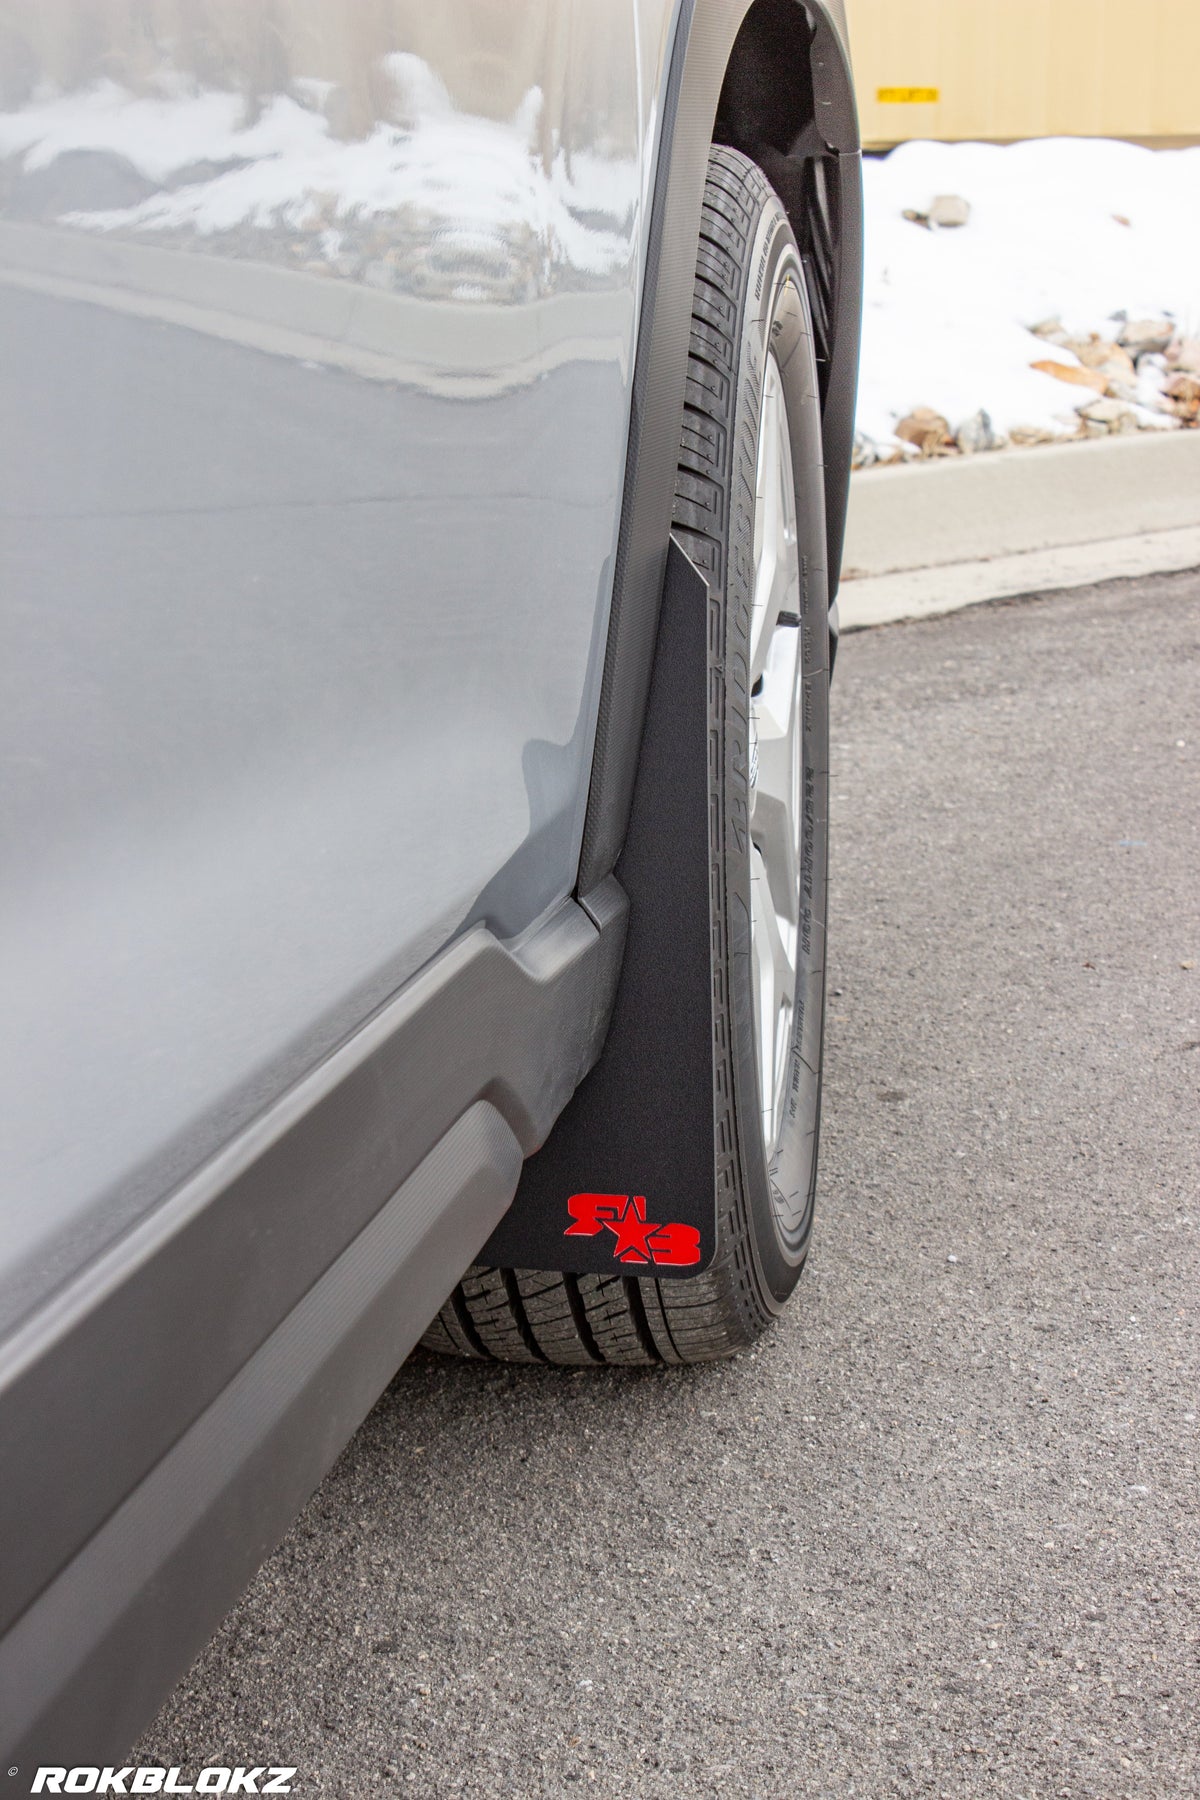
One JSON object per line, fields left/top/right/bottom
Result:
{"left": 136, "top": 568, "right": 1200, "bottom": 1798}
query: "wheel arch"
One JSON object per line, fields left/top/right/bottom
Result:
{"left": 577, "top": 0, "right": 860, "bottom": 893}
{"left": 714, "top": 0, "right": 862, "bottom": 592}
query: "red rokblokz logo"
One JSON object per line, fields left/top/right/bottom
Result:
{"left": 564, "top": 1193, "right": 700, "bottom": 1266}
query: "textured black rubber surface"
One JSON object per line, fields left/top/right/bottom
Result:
{"left": 423, "top": 149, "right": 830, "bottom": 1366}
{"left": 476, "top": 534, "right": 716, "bottom": 1279}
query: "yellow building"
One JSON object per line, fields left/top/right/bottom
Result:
{"left": 845, "top": 0, "right": 1200, "bottom": 148}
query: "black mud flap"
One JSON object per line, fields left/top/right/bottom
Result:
{"left": 480, "top": 535, "right": 718, "bottom": 1277}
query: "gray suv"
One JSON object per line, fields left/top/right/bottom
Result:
{"left": 0, "top": 0, "right": 861, "bottom": 1770}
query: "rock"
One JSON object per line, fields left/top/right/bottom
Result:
{"left": 1164, "top": 372, "right": 1200, "bottom": 421}
{"left": 1078, "top": 397, "right": 1127, "bottom": 423}
{"left": 1067, "top": 335, "right": 1106, "bottom": 367}
{"left": 1078, "top": 397, "right": 1138, "bottom": 433}
{"left": 1030, "top": 358, "right": 1109, "bottom": 394}
{"left": 954, "top": 409, "right": 1003, "bottom": 455}
{"left": 1030, "top": 317, "right": 1070, "bottom": 344}
{"left": 1167, "top": 337, "right": 1200, "bottom": 375}
{"left": 903, "top": 194, "right": 970, "bottom": 230}
{"left": 1008, "top": 423, "right": 1059, "bottom": 447}
{"left": 1071, "top": 336, "right": 1136, "bottom": 382}
{"left": 928, "top": 193, "right": 971, "bottom": 228}
{"left": 895, "top": 406, "right": 953, "bottom": 455}
{"left": 1118, "top": 318, "right": 1175, "bottom": 356}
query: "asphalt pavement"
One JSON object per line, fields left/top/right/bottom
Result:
{"left": 137, "top": 568, "right": 1200, "bottom": 1798}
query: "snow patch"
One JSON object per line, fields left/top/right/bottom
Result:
{"left": 860, "top": 136, "right": 1200, "bottom": 449}
{"left": 0, "top": 75, "right": 636, "bottom": 286}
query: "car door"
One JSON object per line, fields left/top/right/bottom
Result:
{"left": 0, "top": 0, "right": 677, "bottom": 1338}
{"left": 0, "top": 0, "right": 684, "bottom": 1766}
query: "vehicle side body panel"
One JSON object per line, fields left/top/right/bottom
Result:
{"left": 0, "top": 0, "right": 675, "bottom": 1339}
{"left": 0, "top": 0, "right": 859, "bottom": 1766}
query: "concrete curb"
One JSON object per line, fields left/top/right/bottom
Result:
{"left": 838, "top": 431, "right": 1200, "bottom": 629}
{"left": 838, "top": 525, "right": 1200, "bottom": 630}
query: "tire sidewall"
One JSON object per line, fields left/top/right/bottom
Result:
{"left": 723, "top": 198, "right": 831, "bottom": 1308}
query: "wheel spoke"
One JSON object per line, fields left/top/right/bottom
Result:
{"left": 750, "top": 630, "right": 801, "bottom": 924}
{"left": 752, "top": 782, "right": 799, "bottom": 930}
{"left": 748, "top": 350, "right": 804, "bottom": 1162}
{"left": 751, "top": 847, "right": 782, "bottom": 1143}
{"left": 752, "top": 844, "right": 796, "bottom": 1145}
{"left": 750, "top": 360, "right": 800, "bottom": 693}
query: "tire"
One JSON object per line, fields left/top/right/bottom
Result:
{"left": 423, "top": 147, "right": 830, "bottom": 1367}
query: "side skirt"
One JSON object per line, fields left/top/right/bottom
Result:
{"left": 0, "top": 886, "right": 626, "bottom": 1703}
{"left": 3, "top": 1102, "right": 521, "bottom": 1766}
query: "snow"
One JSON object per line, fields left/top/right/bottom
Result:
{"left": 0, "top": 74, "right": 636, "bottom": 286}
{"left": 4, "top": 84, "right": 1198, "bottom": 432}
{"left": 859, "top": 137, "right": 1200, "bottom": 449}
{"left": 0, "top": 79, "right": 305, "bottom": 184}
